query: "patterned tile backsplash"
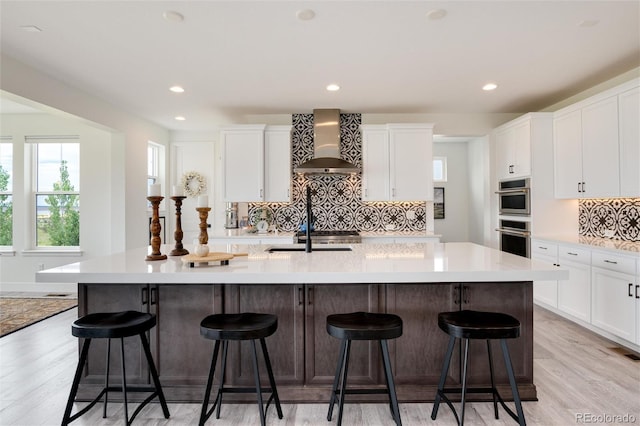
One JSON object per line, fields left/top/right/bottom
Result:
{"left": 249, "top": 113, "right": 433, "bottom": 232}
{"left": 579, "top": 198, "right": 640, "bottom": 241}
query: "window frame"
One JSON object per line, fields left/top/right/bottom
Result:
{"left": 0, "top": 139, "right": 13, "bottom": 249}
{"left": 433, "top": 156, "right": 448, "bottom": 183}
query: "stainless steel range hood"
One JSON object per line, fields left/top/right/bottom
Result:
{"left": 294, "top": 109, "right": 360, "bottom": 174}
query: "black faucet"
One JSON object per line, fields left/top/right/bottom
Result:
{"left": 305, "top": 186, "right": 312, "bottom": 253}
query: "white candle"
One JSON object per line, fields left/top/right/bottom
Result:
{"left": 148, "top": 183, "right": 161, "bottom": 197}
{"left": 172, "top": 185, "right": 183, "bottom": 197}
{"left": 197, "top": 195, "right": 208, "bottom": 207}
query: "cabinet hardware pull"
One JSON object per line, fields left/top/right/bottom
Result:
{"left": 151, "top": 287, "right": 157, "bottom": 305}
{"left": 260, "top": 188, "right": 263, "bottom": 198}
{"left": 577, "top": 182, "right": 582, "bottom": 193}
{"left": 462, "top": 285, "right": 470, "bottom": 304}
{"left": 141, "top": 287, "right": 149, "bottom": 305}
{"left": 629, "top": 283, "right": 634, "bottom": 297}
{"left": 636, "top": 285, "right": 639, "bottom": 299}
{"left": 298, "top": 287, "right": 303, "bottom": 305}
{"left": 567, "top": 252, "right": 578, "bottom": 256}
{"left": 308, "top": 286, "right": 313, "bottom": 305}
{"left": 603, "top": 260, "right": 618, "bottom": 264}
{"left": 454, "top": 286, "right": 460, "bottom": 305}
{"left": 538, "top": 246, "right": 547, "bottom": 250}
{"left": 392, "top": 188, "right": 396, "bottom": 197}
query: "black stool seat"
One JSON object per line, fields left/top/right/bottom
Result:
{"left": 72, "top": 311, "right": 156, "bottom": 339}
{"left": 199, "top": 312, "right": 282, "bottom": 426}
{"left": 327, "top": 311, "right": 403, "bottom": 340}
{"left": 200, "top": 313, "right": 277, "bottom": 340}
{"left": 326, "top": 312, "right": 403, "bottom": 426}
{"left": 62, "top": 311, "right": 170, "bottom": 426}
{"left": 438, "top": 310, "right": 520, "bottom": 340}
{"left": 432, "top": 310, "right": 525, "bottom": 426}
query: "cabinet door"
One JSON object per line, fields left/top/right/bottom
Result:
{"left": 79, "top": 284, "right": 148, "bottom": 384}
{"left": 264, "top": 126, "right": 291, "bottom": 202}
{"left": 222, "top": 128, "right": 264, "bottom": 202}
{"left": 581, "top": 96, "right": 620, "bottom": 198}
{"left": 305, "top": 284, "right": 383, "bottom": 385}
{"left": 386, "top": 284, "right": 458, "bottom": 385}
{"left": 511, "top": 120, "right": 531, "bottom": 178}
{"left": 531, "top": 251, "right": 558, "bottom": 308}
{"left": 495, "top": 128, "right": 513, "bottom": 180}
{"left": 553, "top": 109, "right": 583, "bottom": 198}
{"left": 591, "top": 267, "right": 636, "bottom": 343}
{"left": 225, "top": 284, "right": 304, "bottom": 386}
{"left": 361, "top": 126, "right": 390, "bottom": 201}
{"left": 557, "top": 258, "right": 591, "bottom": 322}
{"left": 152, "top": 285, "right": 222, "bottom": 388}
{"left": 462, "top": 282, "right": 533, "bottom": 387}
{"left": 389, "top": 126, "right": 433, "bottom": 201}
{"left": 618, "top": 87, "right": 640, "bottom": 197}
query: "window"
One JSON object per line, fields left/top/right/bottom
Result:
{"left": 148, "top": 142, "right": 160, "bottom": 187}
{"left": 433, "top": 157, "right": 447, "bottom": 182}
{"left": 0, "top": 140, "right": 13, "bottom": 246}
{"left": 29, "top": 137, "right": 80, "bottom": 247}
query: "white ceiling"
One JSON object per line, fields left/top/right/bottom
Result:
{"left": 1, "top": 1, "right": 638, "bottom": 132}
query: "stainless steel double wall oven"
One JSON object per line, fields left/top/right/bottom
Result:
{"left": 496, "top": 178, "right": 531, "bottom": 258}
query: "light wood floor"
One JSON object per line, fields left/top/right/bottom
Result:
{"left": 0, "top": 306, "right": 638, "bottom": 425}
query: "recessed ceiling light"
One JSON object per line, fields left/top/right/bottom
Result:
{"left": 175, "top": 116, "right": 186, "bottom": 121}
{"left": 326, "top": 84, "right": 340, "bottom": 92}
{"left": 425, "top": 9, "right": 447, "bottom": 20}
{"left": 296, "top": 9, "right": 316, "bottom": 21}
{"left": 163, "top": 11, "right": 184, "bottom": 23}
{"left": 482, "top": 83, "right": 498, "bottom": 91}
{"left": 169, "top": 86, "right": 185, "bottom": 93}
{"left": 20, "top": 25, "right": 42, "bottom": 32}
{"left": 578, "top": 19, "right": 599, "bottom": 28}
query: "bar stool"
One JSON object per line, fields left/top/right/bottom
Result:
{"left": 431, "top": 310, "right": 526, "bottom": 426}
{"left": 199, "top": 312, "right": 283, "bottom": 426}
{"left": 326, "top": 311, "right": 403, "bottom": 426}
{"left": 61, "top": 311, "right": 170, "bottom": 426}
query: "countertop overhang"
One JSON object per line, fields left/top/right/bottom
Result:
{"left": 36, "top": 242, "right": 568, "bottom": 285}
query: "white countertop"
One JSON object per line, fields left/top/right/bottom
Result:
{"left": 36, "top": 242, "right": 567, "bottom": 285}
{"left": 533, "top": 234, "right": 640, "bottom": 256}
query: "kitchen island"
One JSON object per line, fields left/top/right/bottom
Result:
{"left": 37, "top": 242, "right": 567, "bottom": 403}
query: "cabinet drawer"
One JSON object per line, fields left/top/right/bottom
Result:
{"left": 591, "top": 251, "right": 637, "bottom": 275}
{"left": 558, "top": 245, "right": 590, "bottom": 264}
{"left": 531, "top": 241, "right": 558, "bottom": 257}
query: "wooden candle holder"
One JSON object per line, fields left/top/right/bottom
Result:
{"left": 170, "top": 196, "right": 189, "bottom": 256}
{"left": 196, "top": 207, "right": 211, "bottom": 245}
{"left": 147, "top": 196, "right": 167, "bottom": 261}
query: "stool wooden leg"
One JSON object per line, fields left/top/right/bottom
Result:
{"left": 119, "top": 338, "right": 129, "bottom": 426}
{"left": 139, "top": 332, "right": 170, "bottom": 418}
{"left": 327, "top": 340, "right": 346, "bottom": 420}
{"left": 501, "top": 339, "right": 526, "bottom": 426}
{"left": 199, "top": 340, "right": 221, "bottom": 426}
{"left": 380, "top": 340, "right": 402, "bottom": 426}
{"left": 103, "top": 338, "right": 111, "bottom": 418}
{"left": 216, "top": 341, "right": 228, "bottom": 419}
{"left": 487, "top": 340, "right": 499, "bottom": 419}
{"left": 327, "top": 339, "right": 347, "bottom": 421}
{"left": 250, "top": 340, "right": 266, "bottom": 426}
{"left": 459, "top": 338, "right": 470, "bottom": 426}
{"left": 259, "top": 337, "right": 283, "bottom": 419}
{"left": 431, "top": 335, "right": 456, "bottom": 420}
{"left": 61, "top": 338, "right": 91, "bottom": 426}
{"left": 337, "top": 340, "right": 352, "bottom": 426}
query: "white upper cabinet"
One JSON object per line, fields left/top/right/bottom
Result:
{"left": 495, "top": 119, "right": 531, "bottom": 180}
{"left": 553, "top": 78, "right": 639, "bottom": 199}
{"left": 618, "top": 87, "right": 640, "bottom": 197}
{"left": 361, "top": 124, "right": 434, "bottom": 201}
{"left": 221, "top": 125, "right": 292, "bottom": 202}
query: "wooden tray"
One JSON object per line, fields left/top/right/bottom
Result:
{"left": 182, "top": 252, "right": 247, "bottom": 268}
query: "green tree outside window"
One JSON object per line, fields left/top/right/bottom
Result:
{"left": 0, "top": 165, "right": 12, "bottom": 245}
{"left": 40, "top": 160, "right": 79, "bottom": 246}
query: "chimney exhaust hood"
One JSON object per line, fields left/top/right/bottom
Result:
{"left": 294, "top": 109, "right": 360, "bottom": 174}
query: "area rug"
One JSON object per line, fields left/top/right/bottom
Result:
{"left": 0, "top": 297, "right": 77, "bottom": 337}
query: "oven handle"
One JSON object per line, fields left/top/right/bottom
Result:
{"left": 495, "top": 188, "right": 529, "bottom": 195}
{"left": 495, "top": 228, "right": 531, "bottom": 237}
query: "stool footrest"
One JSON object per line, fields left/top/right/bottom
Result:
{"left": 65, "top": 386, "right": 160, "bottom": 425}
{"left": 437, "top": 387, "right": 522, "bottom": 424}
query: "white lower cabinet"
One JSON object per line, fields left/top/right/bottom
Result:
{"left": 557, "top": 245, "right": 591, "bottom": 322}
{"left": 531, "top": 239, "right": 558, "bottom": 308}
{"left": 591, "top": 251, "right": 638, "bottom": 344}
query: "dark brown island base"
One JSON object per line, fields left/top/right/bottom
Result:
{"left": 37, "top": 243, "right": 567, "bottom": 404}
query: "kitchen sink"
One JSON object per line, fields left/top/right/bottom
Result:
{"left": 265, "top": 244, "right": 353, "bottom": 253}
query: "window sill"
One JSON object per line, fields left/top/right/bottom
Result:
{"left": 0, "top": 250, "right": 16, "bottom": 257}
{"left": 22, "top": 249, "right": 84, "bottom": 257}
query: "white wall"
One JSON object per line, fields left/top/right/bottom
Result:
{"left": 0, "top": 114, "right": 113, "bottom": 291}
{"left": 467, "top": 136, "right": 491, "bottom": 245}
{"left": 433, "top": 142, "right": 471, "bottom": 242}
